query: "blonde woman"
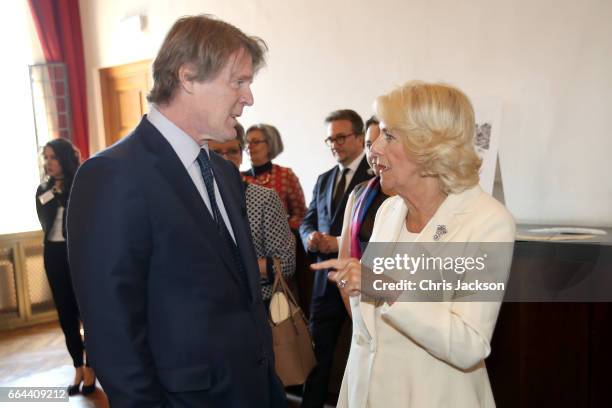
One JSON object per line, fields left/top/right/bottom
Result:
{"left": 313, "top": 81, "right": 515, "bottom": 407}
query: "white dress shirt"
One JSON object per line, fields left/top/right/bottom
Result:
{"left": 147, "top": 106, "right": 236, "bottom": 242}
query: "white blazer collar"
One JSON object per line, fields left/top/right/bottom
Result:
{"left": 375, "top": 185, "right": 484, "bottom": 244}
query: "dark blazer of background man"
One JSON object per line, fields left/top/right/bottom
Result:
{"left": 299, "top": 109, "right": 372, "bottom": 407}
{"left": 67, "top": 15, "right": 286, "bottom": 407}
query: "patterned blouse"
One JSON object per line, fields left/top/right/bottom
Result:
{"left": 245, "top": 182, "right": 296, "bottom": 300}
{"left": 243, "top": 162, "right": 306, "bottom": 230}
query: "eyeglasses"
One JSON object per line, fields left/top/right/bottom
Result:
{"left": 247, "top": 139, "right": 267, "bottom": 146}
{"left": 211, "top": 148, "right": 242, "bottom": 157}
{"left": 324, "top": 132, "right": 356, "bottom": 147}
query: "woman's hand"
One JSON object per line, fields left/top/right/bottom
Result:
{"left": 311, "top": 258, "right": 362, "bottom": 297}
{"left": 312, "top": 258, "right": 401, "bottom": 304}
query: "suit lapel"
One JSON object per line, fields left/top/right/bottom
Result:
{"left": 138, "top": 118, "right": 246, "bottom": 289}
{"left": 325, "top": 166, "right": 339, "bottom": 219}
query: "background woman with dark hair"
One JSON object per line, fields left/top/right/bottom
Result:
{"left": 35, "top": 138, "right": 95, "bottom": 395}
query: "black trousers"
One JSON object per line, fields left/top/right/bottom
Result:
{"left": 301, "top": 291, "right": 349, "bottom": 408}
{"left": 43, "top": 241, "right": 86, "bottom": 367}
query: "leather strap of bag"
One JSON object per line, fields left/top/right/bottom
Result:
{"left": 271, "top": 258, "right": 300, "bottom": 314}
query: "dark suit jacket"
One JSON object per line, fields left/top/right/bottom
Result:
{"left": 36, "top": 181, "right": 68, "bottom": 241}
{"left": 67, "top": 117, "right": 285, "bottom": 407}
{"left": 299, "top": 156, "right": 372, "bottom": 304}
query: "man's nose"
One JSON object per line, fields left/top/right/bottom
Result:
{"left": 242, "top": 86, "right": 254, "bottom": 106}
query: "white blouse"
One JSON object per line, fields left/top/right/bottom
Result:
{"left": 48, "top": 206, "right": 65, "bottom": 242}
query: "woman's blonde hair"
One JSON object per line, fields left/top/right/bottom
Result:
{"left": 374, "top": 81, "right": 481, "bottom": 194}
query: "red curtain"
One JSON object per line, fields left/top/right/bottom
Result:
{"left": 28, "top": 0, "right": 89, "bottom": 159}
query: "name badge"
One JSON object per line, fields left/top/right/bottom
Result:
{"left": 38, "top": 190, "right": 55, "bottom": 205}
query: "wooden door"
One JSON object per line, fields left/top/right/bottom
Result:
{"left": 99, "top": 60, "right": 152, "bottom": 146}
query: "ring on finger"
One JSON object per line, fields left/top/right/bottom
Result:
{"left": 338, "top": 279, "right": 348, "bottom": 288}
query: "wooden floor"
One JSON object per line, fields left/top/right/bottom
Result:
{"left": 0, "top": 321, "right": 108, "bottom": 407}
{"left": 0, "top": 322, "right": 315, "bottom": 407}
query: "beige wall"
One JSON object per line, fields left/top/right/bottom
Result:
{"left": 79, "top": 0, "right": 612, "bottom": 226}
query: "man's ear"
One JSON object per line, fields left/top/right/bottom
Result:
{"left": 178, "top": 63, "right": 197, "bottom": 94}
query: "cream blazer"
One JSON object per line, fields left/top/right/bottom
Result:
{"left": 337, "top": 185, "right": 516, "bottom": 408}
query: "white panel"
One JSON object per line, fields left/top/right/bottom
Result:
{"left": 79, "top": 0, "right": 612, "bottom": 226}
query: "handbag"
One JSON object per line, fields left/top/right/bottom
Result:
{"left": 269, "top": 258, "right": 316, "bottom": 386}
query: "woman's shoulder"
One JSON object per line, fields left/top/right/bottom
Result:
{"left": 246, "top": 182, "right": 276, "bottom": 195}
{"left": 246, "top": 183, "right": 281, "bottom": 203}
{"left": 36, "top": 180, "right": 52, "bottom": 195}
{"left": 272, "top": 163, "right": 292, "bottom": 174}
{"left": 274, "top": 165, "right": 304, "bottom": 187}
{"left": 352, "top": 180, "right": 370, "bottom": 197}
{"left": 469, "top": 187, "right": 514, "bottom": 224}
{"left": 458, "top": 186, "right": 516, "bottom": 241}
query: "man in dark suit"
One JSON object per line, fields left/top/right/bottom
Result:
{"left": 67, "top": 15, "right": 286, "bottom": 407}
{"left": 299, "top": 109, "right": 372, "bottom": 407}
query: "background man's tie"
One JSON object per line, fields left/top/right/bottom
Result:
{"left": 332, "top": 168, "right": 349, "bottom": 214}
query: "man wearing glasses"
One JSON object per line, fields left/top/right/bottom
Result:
{"left": 299, "top": 109, "right": 371, "bottom": 407}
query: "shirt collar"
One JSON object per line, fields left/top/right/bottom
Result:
{"left": 339, "top": 151, "right": 365, "bottom": 174}
{"left": 147, "top": 105, "right": 208, "bottom": 169}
